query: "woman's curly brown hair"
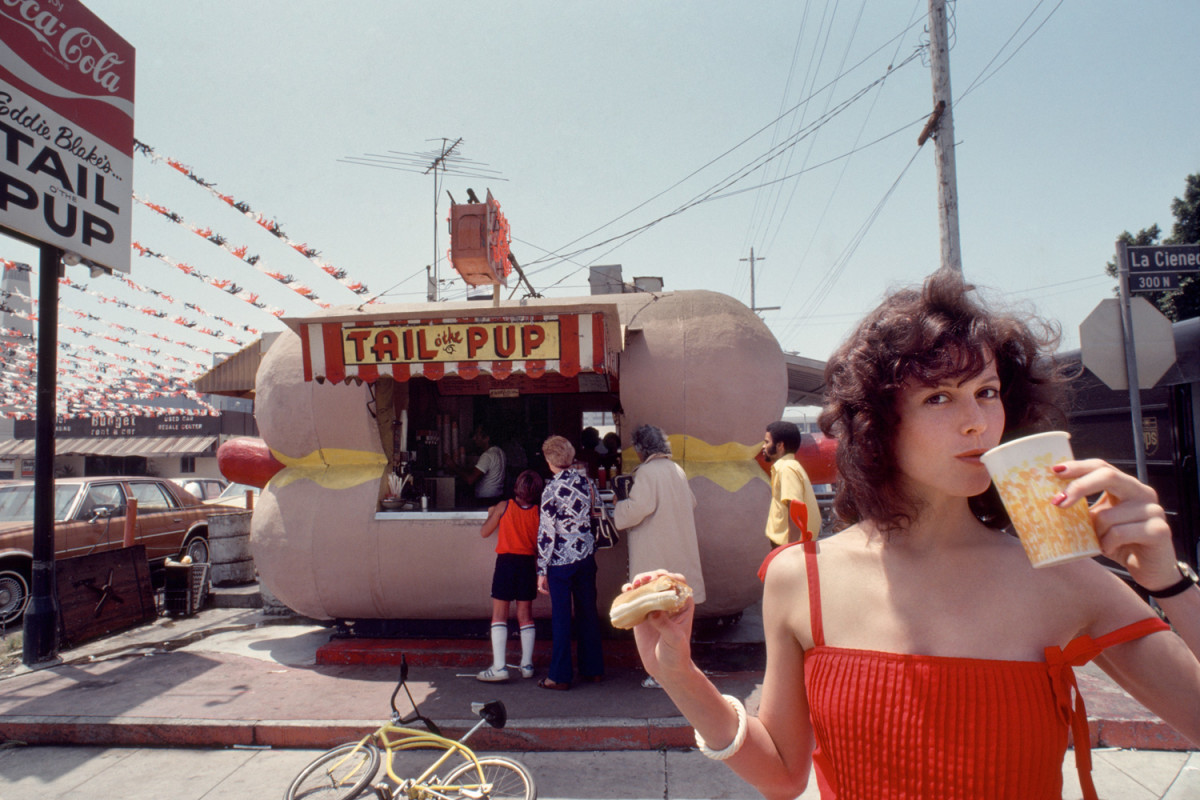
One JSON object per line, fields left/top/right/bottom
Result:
{"left": 817, "top": 269, "right": 1070, "bottom": 534}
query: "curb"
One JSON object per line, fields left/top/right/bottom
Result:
{"left": 4, "top": 711, "right": 1191, "bottom": 752}
{"left": 0, "top": 715, "right": 697, "bottom": 751}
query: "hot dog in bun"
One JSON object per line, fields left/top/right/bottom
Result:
{"left": 609, "top": 574, "right": 693, "bottom": 629}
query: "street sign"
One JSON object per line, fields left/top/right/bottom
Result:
{"left": 1127, "top": 244, "right": 1200, "bottom": 293}
{"left": 1079, "top": 297, "right": 1176, "bottom": 390}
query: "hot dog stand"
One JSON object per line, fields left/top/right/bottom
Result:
{"left": 242, "top": 192, "right": 834, "bottom": 624}
{"left": 246, "top": 287, "right": 832, "bottom": 624}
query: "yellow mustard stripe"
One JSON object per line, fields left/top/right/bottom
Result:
{"left": 267, "top": 447, "right": 388, "bottom": 491}
{"left": 622, "top": 435, "right": 766, "bottom": 493}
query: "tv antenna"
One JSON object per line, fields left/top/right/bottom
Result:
{"left": 341, "top": 138, "right": 505, "bottom": 301}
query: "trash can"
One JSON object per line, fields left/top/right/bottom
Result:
{"left": 163, "top": 562, "right": 210, "bottom": 615}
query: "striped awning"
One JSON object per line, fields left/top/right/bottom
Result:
{"left": 299, "top": 311, "right": 616, "bottom": 384}
{"left": 0, "top": 435, "right": 217, "bottom": 458}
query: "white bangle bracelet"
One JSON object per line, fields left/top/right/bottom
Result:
{"left": 694, "top": 694, "right": 748, "bottom": 761}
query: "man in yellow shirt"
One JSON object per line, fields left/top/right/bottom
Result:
{"left": 762, "top": 421, "right": 821, "bottom": 546}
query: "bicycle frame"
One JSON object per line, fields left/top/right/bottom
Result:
{"left": 376, "top": 714, "right": 493, "bottom": 796}
{"left": 311, "top": 712, "right": 494, "bottom": 799}
{"left": 294, "top": 655, "right": 522, "bottom": 800}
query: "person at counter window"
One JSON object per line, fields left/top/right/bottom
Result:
{"left": 446, "top": 423, "right": 506, "bottom": 507}
{"left": 477, "top": 469, "right": 545, "bottom": 683}
{"left": 600, "top": 432, "right": 623, "bottom": 475}
{"left": 535, "top": 435, "right": 604, "bottom": 690}
{"left": 612, "top": 423, "right": 706, "bottom": 688}
{"left": 578, "top": 426, "right": 603, "bottom": 478}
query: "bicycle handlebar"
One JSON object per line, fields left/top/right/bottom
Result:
{"left": 387, "top": 653, "right": 506, "bottom": 736}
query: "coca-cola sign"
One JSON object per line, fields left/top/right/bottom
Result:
{"left": 0, "top": 0, "right": 134, "bottom": 272}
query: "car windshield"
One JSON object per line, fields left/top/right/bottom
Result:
{"left": 216, "top": 482, "right": 258, "bottom": 500}
{"left": 0, "top": 484, "right": 82, "bottom": 522}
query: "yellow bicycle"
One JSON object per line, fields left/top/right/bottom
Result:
{"left": 285, "top": 656, "right": 536, "bottom": 800}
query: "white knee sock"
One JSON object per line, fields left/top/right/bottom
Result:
{"left": 519, "top": 624, "right": 536, "bottom": 667}
{"left": 490, "top": 623, "right": 508, "bottom": 670}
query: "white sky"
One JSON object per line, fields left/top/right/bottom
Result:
{"left": 3, "top": 0, "right": 1199, "bottom": 382}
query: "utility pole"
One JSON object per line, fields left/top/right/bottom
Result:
{"left": 741, "top": 248, "right": 780, "bottom": 315}
{"left": 925, "top": 0, "right": 963, "bottom": 274}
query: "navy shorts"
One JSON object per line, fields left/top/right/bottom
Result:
{"left": 491, "top": 553, "right": 537, "bottom": 602}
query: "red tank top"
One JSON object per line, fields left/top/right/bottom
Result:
{"left": 762, "top": 542, "right": 1169, "bottom": 800}
{"left": 496, "top": 500, "right": 539, "bottom": 556}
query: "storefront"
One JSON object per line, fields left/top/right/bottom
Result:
{"left": 299, "top": 306, "right": 620, "bottom": 511}
{"left": 0, "top": 414, "right": 221, "bottom": 481}
{"left": 248, "top": 289, "right": 816, "bottom": 623}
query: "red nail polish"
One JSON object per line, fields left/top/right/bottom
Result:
{"left": 1051, "top": 465, "right": 1067, "bottom": 473}
{"left": 1051, "top": 492, "right": 1067, "bottom": 506}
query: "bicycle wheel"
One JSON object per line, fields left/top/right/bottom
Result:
{"left": 285, "top": 742, "right": 380, "bottom": 800}
{"left": 442, "top": 755, "right": 536, "bottom": 800}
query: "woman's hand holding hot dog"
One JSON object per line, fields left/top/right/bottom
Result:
{"left": 624, "top": 570, "right": 698, "bottom": 683}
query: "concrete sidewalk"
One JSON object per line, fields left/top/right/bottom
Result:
{"left": 1, "top": 744, "right": 1198, "bottom": 800}
{"left": 0, "top": 602, "right": 1197, "bottom": 798}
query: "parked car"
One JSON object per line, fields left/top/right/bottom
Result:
{"left": 204, "top": 482, "right": 260, "bottom": 509}
{"left": 0, "top": 477, "right": 230, "bottom": 626}
{"left": 174, "top": 477, "right": 228, "bottom": 501}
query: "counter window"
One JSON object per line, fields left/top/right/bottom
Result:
{"left": 377, "top": 372, "right": 619, "bottom": 513}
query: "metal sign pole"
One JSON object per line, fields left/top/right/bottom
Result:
{"left": 23, "top": 244, "right": 62, "bottom": 664}
{"left": 1115, "top": 240, "right": 1148, "bottom": 483}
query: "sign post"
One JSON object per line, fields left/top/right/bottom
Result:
{"left": 25, "top": 243, "right": 62, "bottom": 664}
{"left": 1116, "top": 240, "right": 1148, "bottom": 482}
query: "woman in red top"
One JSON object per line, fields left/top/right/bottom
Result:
{"left": 629, "top": 270, "right": 1200, "bottom": 799}
{"left": 476, "top": 469, "right": 544, "bottom": 682}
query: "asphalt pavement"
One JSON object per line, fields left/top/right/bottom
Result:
{"left": 0, "top": 590, "right": 1197, "bottom": 799}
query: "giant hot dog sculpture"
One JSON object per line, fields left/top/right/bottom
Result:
{"left": 231, "top": 290, "right": 835, "bottom": 621}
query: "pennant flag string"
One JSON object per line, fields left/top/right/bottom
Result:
{"left": 130, "top": 242, "right": 292, "bottom": 322}
{"left": 2, "top": 281, "right": 229, "bottom": 366}
{"left": 0, "top": 333, "right": 218, "bottom": 419}
{"left": 0, "top": 302, "right": 209, "bottom": 380}
{"left": 134, "top": 140, "right": 372, "bottom": 298}
{"left": 3, "top": 342, "right": 210, "bottom": 402}
{"left": 111, "top": 269, "right": 264, "bottom": 336}
{"left": 3, "top": 257, "right": 258, "bottom": 349}
{"left": 136, "top": 193, "right": 335, "bottom": 309}
{"left": 65, "top": 268, "right": 257, "bottom": 346}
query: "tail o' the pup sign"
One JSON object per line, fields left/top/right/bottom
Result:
{"left": 0, "top": 0, "right": 135, "bottom": 272}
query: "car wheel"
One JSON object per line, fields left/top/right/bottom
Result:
{"left": 0, "top": 564, "right": 31, "bottom": 627}
{"left": 184, "top": 535, "right": 210, "bottom": 564}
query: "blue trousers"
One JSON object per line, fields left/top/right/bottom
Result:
{"left": 545, "top": 554, "right": 605, "bottom": 684}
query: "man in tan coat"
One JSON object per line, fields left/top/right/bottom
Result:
{"left": 613, "top": 424, "right": 707, "bottom": 607}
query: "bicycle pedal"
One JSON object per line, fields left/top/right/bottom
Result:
{"left": 373, "top": 782, "right": 394, "bottom": 799}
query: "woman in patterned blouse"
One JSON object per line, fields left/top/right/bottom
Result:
{"left": 536, "top": 435, "right": 605, "bottom": 689}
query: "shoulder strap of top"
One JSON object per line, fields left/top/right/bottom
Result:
{"left": 805, "top": 541, "right": 824, "bottom": 647}
{"left": 1045, "top": 616, "right": 1171, "bottom": 800}
{"left": 755, "top": 541, "right": 823, "bottom": 647}
{"left": 1094, "top": 616, "right": 1171, "bottom": 649}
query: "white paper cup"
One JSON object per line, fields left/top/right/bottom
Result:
{"left": 980, "top": 431, "right": 1101, "bottom": 568}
